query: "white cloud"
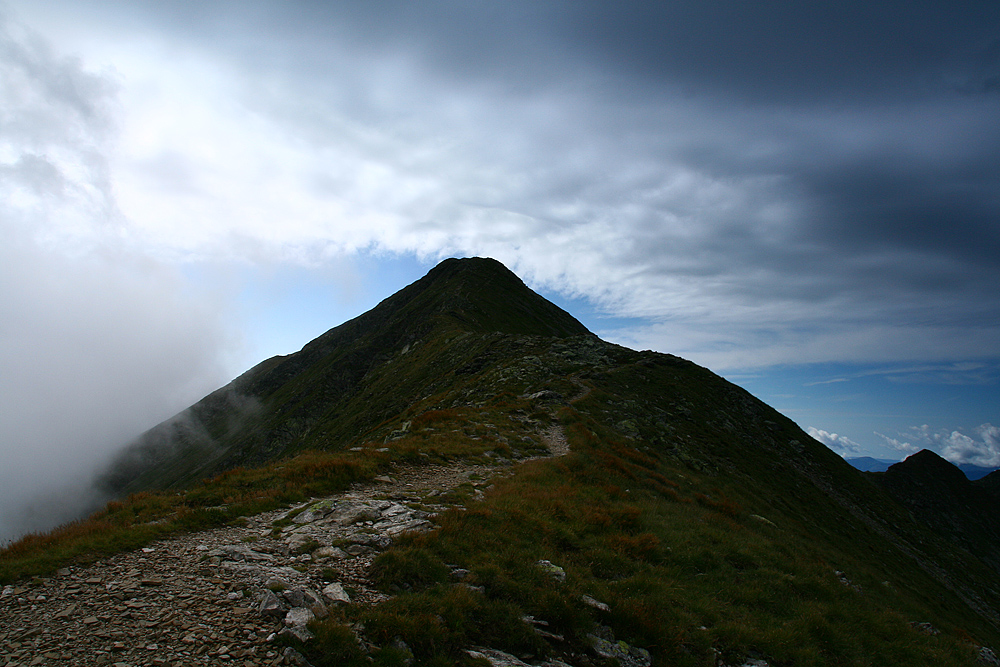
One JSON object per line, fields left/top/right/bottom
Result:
{"left": 938, "top": 424, "right": 1000, "bottom": 468}
{"left": 807, "top": 427, "right": 864, "bottom": 457}
{"left": 0, "top": 14, "right": 233, "bottom": 543}
{"left": 874, "top": 431, "right": 922, "bottom": 456}
{"left": 874, "top": 424, "right": 1000, "bottom": 468}
{"left": 0, "top": 14, "right": 120, "bottom": 240}
{"left": 804, "top": 378, "right": 849, "bottom": 386}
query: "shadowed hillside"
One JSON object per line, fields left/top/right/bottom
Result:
{"left": 870, "top": 450, "right": 1000, "bottom": 575}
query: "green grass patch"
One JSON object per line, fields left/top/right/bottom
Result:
{"left": 370, "top": 547, "right": 451, "bottom": 592}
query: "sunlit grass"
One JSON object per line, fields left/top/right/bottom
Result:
{"left": 0, "top": 447, "right": 389, "bottom": 582}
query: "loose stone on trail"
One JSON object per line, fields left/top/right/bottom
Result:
{"left": 0, "top": 426, "right": 575, "bottom": 667}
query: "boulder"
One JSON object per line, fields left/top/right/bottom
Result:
{"left": 535, "top": 560, "right": 566, "bottom": 583}
{"left": 208, "top": 544, "right": 274, "bottom": 562}
{"left": 980, "top": 647, "right": 1000, "bottom": 667}
{"left": 322, "top": 582, "right": 351, "bottom": 604}
{"left": 588, "top": 634, "right": 652, "bottom": 667}
{"left": 314, "top": 546, "right": 348, "bottom": 560}
{"left": 581, "top": 595, "right": 610, "bottom": 612}
{"left": 465, "top": 648, "right": 532, "bottom": 667}
{"left": 286, "top": 534, "right": 318, "bottom": 552}
{"left": 284, "top": 587, "right": 328, "bottom": 618}
{"left": 258, "top": 589, "right": 287, "bottom": 621}
{"left": 328, "top": 505, "right": 383, "bottom": 526}
{"left": 284, "top": 607, "right": 315, "bottom": 628}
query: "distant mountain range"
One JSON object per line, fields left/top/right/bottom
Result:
{"left": 9, "top": 257, "right": 1000, "bottom": 666}
{"left": 848, "top": 456, "right": 999, "bottom": 480}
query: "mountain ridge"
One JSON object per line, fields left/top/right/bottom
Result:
{"left": 6, "top": 256, "right": 1000, "bottom": 666}
{"left": 99, "top": 257, "right": 591, "bottom": 494}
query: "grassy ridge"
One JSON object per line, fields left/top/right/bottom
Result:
{"left": 4, "top": 342, "right": 999, "bottom": 665}
{"left": 301, "top": 401, "right": 992, "bottom": 667}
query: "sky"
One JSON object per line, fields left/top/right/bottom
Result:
{"left": 1, "top": 0, "right": 998, "bottom": 541}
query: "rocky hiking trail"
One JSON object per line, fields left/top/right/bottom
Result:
{"left": 0, "top": 422, "right": 581, "bottom": 667}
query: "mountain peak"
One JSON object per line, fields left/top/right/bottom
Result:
{"left": 400, "top": 256, "right": 591, "bottom": 338}
{"left": 298, "top": 257, "right": 589, "bottom": 360}
{"left": 100, "top": 257, "right": 591, "bottom": 492}
{"left": 884, "top": 449, "right": 969, "bottom": 489}
{"left": 426, "top": 256, "right": 510, "bottom": 279}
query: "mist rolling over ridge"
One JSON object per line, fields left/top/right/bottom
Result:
{"left": 0, "top": 231, "right": 232, "bottom": 544}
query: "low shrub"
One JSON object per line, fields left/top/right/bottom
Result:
{"left": 370, "top": 547, "right": 450, "bottom": 591}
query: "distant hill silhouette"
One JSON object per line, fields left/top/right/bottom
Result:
{"left": 849, "top": 455, "right": 997, "bottom": 479}
{"left": 846, "top": 456, "right": 899, "bottom": 472}
{"left": 869, "top": 449, "right": 1000, "bottom": 574}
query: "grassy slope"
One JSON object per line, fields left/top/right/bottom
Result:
{"left": 4, "top": 334, "right": 1000, "bottom": 666}
{"left": 295, "top": 345, "right": 999, "bottom": 667}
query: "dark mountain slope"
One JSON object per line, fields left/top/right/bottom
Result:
{"left": 870, "top": 450, "right": 1000, "bottom": 575}
{"left": 976, "top": 469, "right": 1000, "bottom": 500}
{"left": 100, "top": 257, "right": 591, "bottom": 494}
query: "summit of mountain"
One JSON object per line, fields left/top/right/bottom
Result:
{"left": 883, "top": 449, "right": 970, "bottom": 490}
{"left": 259, "top": 257, "right": 590, "bottom": 388}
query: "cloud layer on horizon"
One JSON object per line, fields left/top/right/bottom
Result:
{"left": 876, "top": 424, "right": 1000, "bottom": 468}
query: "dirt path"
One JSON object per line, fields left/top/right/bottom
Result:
{"left": 0, "top": 433, "right": 572, "bottom": 667}
{"left": 567, "top": 375, "right": 593, "bottom": 404}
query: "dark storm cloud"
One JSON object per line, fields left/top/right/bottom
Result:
{"left": 311, "top": 0, "right": 1000, "bottom": 299}
{"left": 9, "top": 0, "right": 1000, "bottom": 369}
{"left": 239, "top": 0, "right": 1000, "bottom": 105}
{"left": 60, "top": 0, "right": 1000, "bottom": 110}
{"left": 559, "top": 1, "right": 1000, "bottom": 102}
{"left": 800, "top": 139, "right": 1000, "bottom": 267}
